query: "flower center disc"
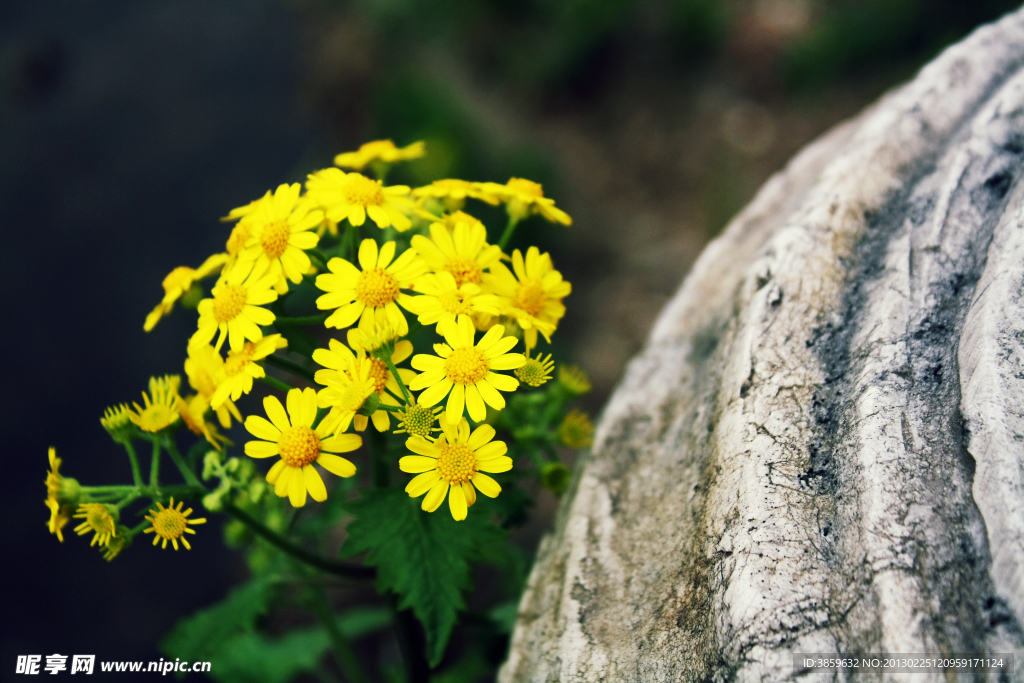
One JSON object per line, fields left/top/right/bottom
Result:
{"left": 260, "top": 220, "right": 291, "bottom": 259}
{"left": 445, "top": 256, "right": 483, "bottom": 287}
{"left": 87, "top": 508, "right": 114, "bottom": 534}
{"left": 445, "top": 347, "right": 489, "bottom": 385}
{"left": 343, "top": 175, "right": 385, "bottom": 206}
{"left": 224, "top": 342, "right": 257, "bottom": 377}
{"left": 436, "top": 443, "right": 476, "bottom": 483}
{"left": 512, "top": 279, "right": 546, "bottom": 316}
{"left": 278, "top": 426, "right": 321, "bottom": 468}
{"left": 368, "top": 359, "right": 389, "bottom": 394}
{"left": 213, "top": 284, "right": 247, "bottom": 322}
{"left": 153, "top": 508, "right": 187, "bottom": 539}
{"left": 400, "top": 404, "right": 436, "bottom": 438}
{"left": 439, "top": 288, "right": 473, "bottom": 315}
{"left": 356, "top": 268, "right": 400, "bottom": 308}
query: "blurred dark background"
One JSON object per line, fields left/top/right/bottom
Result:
{"left": 3, "top": 0, "right": 1020, "bottom": 680}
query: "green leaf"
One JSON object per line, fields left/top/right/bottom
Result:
{"left": 161, "top": 573, "right": 276, "bottom": 661}
{"left": 337, "top": 605, "right": 392, "bottom": 639}
{"left": 209, "top": 628, "right": 330, "bottom": 683}
{"left": 341, "top": 487, "right": 506, "bottom": 667}
{"left": 429, "top": 650, "right": 490, "bottom": 683}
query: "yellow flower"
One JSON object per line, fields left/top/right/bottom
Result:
{"left": 315, "top": 238, "right": 426, "bottom": 334}
{"left": 558, "top": 364, "right": 591, "bottom": 395}
{"left": 73, "top": 503, "right": 118, "bottom": 547}
{"left": 313, "top": 350, "right": 377, "bottom": 434}
{"left": 223, "top": 189, "right": 271, "bottom": 222}
{"left": 128, "top": 376, "right": 182, "bottom": 433}
{"left": 100, "top": 404, "right": 135, "bottom": 442}
{"left": 403, "top": 271, "right": 500, "bottom": 333}
{"left": 236, "top": 183, "right": 323, "bottom": 291}
{"left": 191, "top": 262, "right": 278, "bottom": 352}
{"left": 210, "top": 334, "right": 288, "bottom": 409}
{"left": 334, "top": 139, "right": 425, "bottom": 171}
{"left": 478, "top": 177, "right": 572, "bottom": 225}
{"left": 45, "top": 446, "right": 64, "bottom": 501}
{"left": 394, "top": 402, "right": 443, "bottom": 440}
{"left": 144, "top": 253, "right": 229, "bottom": 331}
{"left": 144, "top": 498, "right": 207, "bottom": 550}
{"left": 244, "top": 388, "right": 363, "bottom": 507}
{"left": 314, "top": 336, "right": 416, "bottom": 432}
{"left": 410, "top": 216, "right": 502, "bottom": 288}
{"left": 559, "top": 409, "right": 593, "bottom": 449}
{"left": 102, "top": 529, "right": 131, "bottom": 561}
{"left": 400, "top": 418, "right": 512, "bottom": 521}
{"left": 184, "top": 344, "right": 242, "bottom": 429}
{"left": 306, "top": 168, "right": 416, "bottom": 231}
{"left": 409, "top": 315, "right": 525, "bottom": 425}
{"left": 514, "top": 351, "right": 554, "bottom": 387}
{"left": 411, "top": 179, "right": 501, "bottom": 211}
{"left": 482, "top": 247, "right": 571, "bottom": 349}
{"left": 346, "top": 308, "right": 401, "bottom": 355}
{"left": 45, "top": 498, "right": 71, "bottom": 543}
{"left": 178, "top": 393, "right": 230, "bottom": 451}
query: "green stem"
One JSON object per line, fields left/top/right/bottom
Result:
{"left": 115, "top": 491, "right": 141, "bottom": 510}
{"left": 258, "top": 375, "right": 294, "bottom": 393}
{"left": 307, "top": 589, "right": 372, "bottom": 683}
{"left": 265, "top": 354, "right": 316, "bottom": 382}
{"left": 129, "top": 520, "right": 150, "bottom": 536}
{"left": 376, "top": 403, "right": 402, "bottom": 413}
{"left": 82, "top": 485, "right": 135, "bottom": 493}
{"left": 345, "top": 223, "right": 359, "bottom": 261}
{"left": 124, "top": 441, "right": 143, "bottom": 487}
{"left": 497, "top": 215, "right": 521, "bottom": 251}
{"left": 308, "top": 248, "right": 330, "bottom": 271}
{"left": 383, "top": 356, "right": 413, "bottom": 405}
{"left": 165, "top": 437, "right": 203, "bottom": 488}
{"left": 275, "top": 313, "right": 330, "bottom": 326}
{"left": 224, "top": 503, "right": 374, "bottom": 580}
{"left": 149, "top": 438, "right": 161, "bottom": 490}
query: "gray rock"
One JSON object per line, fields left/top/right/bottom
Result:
{"left": 500, "top": 8, "right": 1024, "bottom": 682}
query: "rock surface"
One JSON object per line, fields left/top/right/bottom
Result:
{"left": 500, "top": 9, "right": 1024, "bottom": 682}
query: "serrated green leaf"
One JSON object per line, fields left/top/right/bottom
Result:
{"left": 209, "top": 628, "right": 329, "bottom": 683}
{"left": 161, "top": 573, "right": 276, "bottom": 661}
{"left": 341, "top": 487, "right": 505, "bottom": 667}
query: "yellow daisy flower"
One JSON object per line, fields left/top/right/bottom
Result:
{"left": 237, "top": 183, "right": 323, "bottom": 291}
{"left": 128, "top": 375, "right": 182, "bottom": 433}
{"left": 394, "top": 402, "right": 443, "bottom": 440}
{"left": 478, "top": 177, "right": 572, "bottom": 225}
{"left": 514, "top": 351, "right": 555, "bottom": 387}
{"left": 411, "top": 179, "right": 501, "bottom": 211}
{"left": 559, "top": 409, "right": 594, "bottom": 449}
{"left": 178, "top": 393, "right": 230, "bottom": 451}
{"left": 74, "top": 503, "right": 117, "bottom": 547}
{"left": 45, "top": 498, "right": 71, "bottom": 542}
{"left": 223, "top": 189, "right": 271, "bottom": 222}
{"left": 399, "top": 418, "right": 512, "bottom": 521}
{"left": 346, "top": 307, "right": 401, "bottom": 355}
{"left": 191, "top": 262, "right": 278, "bottom": 352}
{"left": 558, "top": 364, "right": 591, "bottom": 395}
{"left": 306, "top": 168, "right": 416, "bottom": 231}
{"left": 409, "top": 315, "right": 525, "bottom": 425}
{"left": 244, "top": 388, "right": 363, "bottom": 507}
{"left": 144, "top": 498, "right": 207, "bottom": 550}
{"left": 315, "top": 238, "right": 426, "bottom": 335}
{"left": 410, "top": 216, "right": 502, "bottom": 288}
{"left": 102, "top": 529, "right": 130, "bottom": 561}
{"left": 210, "top": 334, "right": 288, "bottom": 409}
{"left": 334, "top": 139, "right": 425, "bottom": 171}
{"left": 314, "top": 337, "right": 416, "bottom": 432}
{"left": 184, "top": 344, "right": 242, "bottom": 428}
{"left": 313, "top": 351, "right": 378, "bottom": 434}
{"left": 481, "top": 246, "right": 571, "bottom": 349}
{"left": 144, "top": 253, "right": 229, "bottom": 331}
{"left": 403, "top": 271, "right": 500, "bottom": 333}
{"left": 44, "top": 446, "right": 64, "bottom": 502}
{"left": 100, "top": 404, "right": 134, "bottom": 442}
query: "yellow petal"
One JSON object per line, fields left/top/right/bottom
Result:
{"left": 317, "top": 453, "right": 357, "bottom": 477}
{"left": 472, "top": 472, "right": 502, "bottom": 497}
{"left": 245, "top": 440, "right": 280, "bottom": 458}
{"left": 320, "top": 433, "right": 363, "bottom": 453}
{"left": 263, "top": 395, "right": 291, "bottom": 432}
{"left": 446, "top": 384, "right": 465, "bottom": 424}
{"left": 477, "top": 455, "right": 513, "bottom": 473}
{"left": 422, "top": 480, "right": 449, "bottom": 512}
{"left": 406, "top": 470, "right": 441, "bottom": 497}
{"left": 245, "top": 415, "right": 281, "bottom": 441}
{"left": 474, "top": 441, "right": 508, "bottom": 460}
{"left": 400, "top": 455, "right": 438, "bottom": 473}
{"left": 303, "top": 465, "right": 328, "bottom": 502}
{"left": 358, "top": 238, "right": 378, "bottom": 271}
{"left": 448, "top": 483, "right": 467, "bottom": 521}
{"left": 467, "top": 424, "right": 496, "bottom": 450}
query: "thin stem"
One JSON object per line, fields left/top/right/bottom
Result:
{"left": 266, "top": 354, "right": 316, "bottom": 383}
{"left": 376, "top": 403, "right": 402, "bottom": 413}
{"left": 124, "top": 441, "right": 143, "bottom": 487}
{"left": 115, "top": 491, "right": 141, "bottom": 510}
{"left": 383, "top": 356, "right": 413, "bottom": 405}
{"left": 165, "top": 437, "right": 203, "bottom": 488}
{"left": 345, "top": 223, "right": 359, "bottom": 261}
{"left": 275, "top": 313, "right": 330, "bottom": 326}
{"left": 258, "top": 375, "right": 294, "bottom": 393}
{"left": 307, "top": 588, "right": 372, "bottom": 683}
{"left": 497, "top": 215, "right": 520, "bottom": 251}
{"left": 82, "top": 485, "right": 135, "bottom": 493}
{"left": 129, "top": 520, "right": 150, "bottom": 536}
{"left": 224, "top": 503, "right": 375, "bottom": 580}
{"left": 149, "top": 437, "right": 161, "bottom": 490}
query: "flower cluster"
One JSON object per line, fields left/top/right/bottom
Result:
{"left": 45, "top": 138, "right": 592, "bottom": 564}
